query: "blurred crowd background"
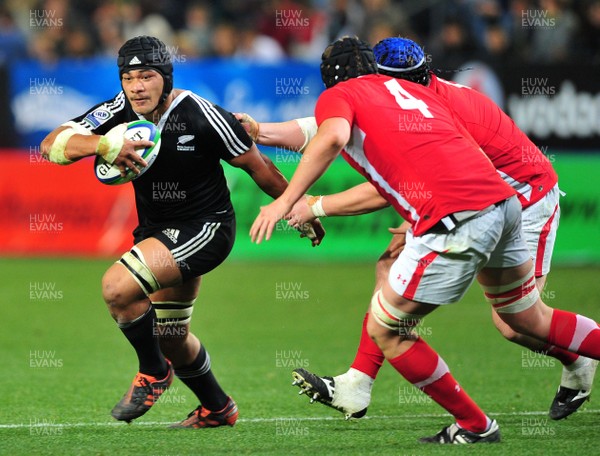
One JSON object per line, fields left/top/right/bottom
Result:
{"left": 1, "top": 0, "right": 599, "bottom": 263}
{"left": 2, "top": 0, "right": 600, "bottom": 67}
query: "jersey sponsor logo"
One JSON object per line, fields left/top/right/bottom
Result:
{"left": 129, "top": 56, "right": 142, "bottom": 65}
{"left": 83, "top": 108, "right": 112, "bottom": 128}
{"left": 162, "top": 228, "right": 180, "bottom": 244}
{"left": 177, "top": 134, "right": 195, "bottom": 151}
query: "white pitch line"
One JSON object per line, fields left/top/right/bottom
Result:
{"left": 1, "top": 409, "right": 599, "bottom": 429}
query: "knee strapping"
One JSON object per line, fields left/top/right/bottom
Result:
{"left": 370, "top": 289, "right": 425, "bottom": 331}
{"left": 483, "top": 267, "right": 539, "bottom": 314}
{"left": 153, "top": 300, "right": 195, "bottom": 326}
{"left": 118, "top": 246, "right": 161, "bottom": 295}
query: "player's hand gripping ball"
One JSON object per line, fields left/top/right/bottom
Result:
{"left": 94, "top": 120, "right": 161, "bottom": 185}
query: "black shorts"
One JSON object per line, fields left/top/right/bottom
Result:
{"left": 134, "top": 217, "right": 236, "bottom": 282}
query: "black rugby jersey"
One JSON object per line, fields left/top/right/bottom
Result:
{"left": 69, "top": 90, "right": 252, "bottom": 233}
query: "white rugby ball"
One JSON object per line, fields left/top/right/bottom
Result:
{"left": 94, "top": 120, "right": 161, "bottom": 185}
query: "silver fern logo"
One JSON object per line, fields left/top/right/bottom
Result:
{"left": 177, "top": 135, "right": 195, "bottom": 151}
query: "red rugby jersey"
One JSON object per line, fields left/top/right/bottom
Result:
{"left": 315, "top": 74, "right": 515, "bottom": 236}
{"left": 429, "top": 75, "right": 557, "bottom": 208}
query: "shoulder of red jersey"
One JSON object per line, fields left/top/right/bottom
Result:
{"left": 431, "top": 74, "right": 471, "bottom": 90}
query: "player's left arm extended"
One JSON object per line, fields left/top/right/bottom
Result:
{"left": 288, "top": 182, "right": 390, "bottom": 226}
{"left": 235, "top": 113, "right": 316, "bottom": 153}
{"left": 40, "top": 124, "right": 151, "bottom": 173}
{"left": 250, "top": 117, "right": 350, "bottom": 244}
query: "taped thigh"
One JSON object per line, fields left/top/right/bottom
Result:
{"left": 153, "top": 300, "right": 195, "bottom": 326}
{"left": 118, "top": 246, "right": 161, "bottom": 295}
{"left": 370, "top": 289, "right": 426, "bottom": 332}
{"left": 482, "top": 267, "right": 540, "bottom": 314}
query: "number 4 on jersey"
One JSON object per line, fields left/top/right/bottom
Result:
{"left": 384, "top": 79, "right": 433, "bottom": 118}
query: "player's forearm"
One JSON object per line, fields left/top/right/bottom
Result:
{"left": 41, "top": 126, "right": 103, "bottom": 163}
{"left": 278, "top": 123, "right": 344, "bottom": 207}
{"left": 64, "top": 134, "right": 104, "bottom": 160}
{"left": 256, "top": 120, "right": 306, "bottom": 151}
{"left": 251, "top": 153, "right": 289, "bottom": 199}
{"left": 321, "top": 182, "right": 390, "bottom": 216}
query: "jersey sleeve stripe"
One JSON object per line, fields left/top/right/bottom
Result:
{"left": 105, "top": 92, "right": 126, "bottom": 113}
{"left": 192, "top": 94, "right": 247, "bottom": 155}
{"left": 190, "top": 94, "right": 248, "bottom": 156}
{"left": 74, "top": 92, "right": 127, "bottom": 131}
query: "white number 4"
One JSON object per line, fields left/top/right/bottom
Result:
{"left": 384, "top": 79, "right": 433, "bottom": 118}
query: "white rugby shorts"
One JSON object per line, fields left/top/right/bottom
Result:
{"left": 388, "top": 196, "right": 531, "bottom": 305}
{"left": 521, "top": 184, "right": 560, "bottom": 277}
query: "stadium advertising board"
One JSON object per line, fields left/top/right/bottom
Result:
{"left": 9, "top": 59, "right": 322, "bottom": 150}
{"left": 2, "top": 59, "right": 599, "bottom": 262}
{"left": 0, "top": 150, "right": 136, "bottom": 257}
{"left": 0, "top": 150, "right": 597, "bottom": 264}
{"left": 9, "top": 60, "right": 600, "bottom": 150}
{"left": 451, "top": 61, "right": 600, "bottom": 150}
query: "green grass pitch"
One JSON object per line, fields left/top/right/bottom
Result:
{"left": 1, "top": 258, "right": 599, "bottom": 455}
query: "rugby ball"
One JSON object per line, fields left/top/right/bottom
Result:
{"left": 94, "top": 120, "right": 161, "bottom": 185}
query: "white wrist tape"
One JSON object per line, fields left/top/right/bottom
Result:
{"left": 48, "top": 128, "right": 77, "bottom": 165}
{"left": 308, "top": 195, "right": 327, "bottom": 218}
{"left": 96, "top": 123, "right": 127, "bottom": 164}
{"left": 295, "top": 117, "right": 318, "bottom": 153}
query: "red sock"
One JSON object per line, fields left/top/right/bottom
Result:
{"left": 548, "top": 309, "right": 600, "bottom": 359}
{"left": 349, "top": 313, "right": 385, "bottom": 379}
{"left": 540, "top": 344, "right": 580, "bottom": 366}
{"left": 389, "top": 337, "right": 488, "bottom": 433}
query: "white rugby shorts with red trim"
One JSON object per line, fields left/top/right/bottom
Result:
{"left": 388, "top": 196, "right": 531, "bottom": 305}
{"left": 521, "top": 184, "right": 560, "bottom": 278}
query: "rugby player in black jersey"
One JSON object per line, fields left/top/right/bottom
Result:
{"left": 40, "top": 35, "right": 324, "bottom": 428}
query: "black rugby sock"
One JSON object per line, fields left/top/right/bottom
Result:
{"left": 118, "top": 305, "right": 169, "bottom": 377}
{"left": 175, "top": 344, "right": 228, "bottom": 411}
